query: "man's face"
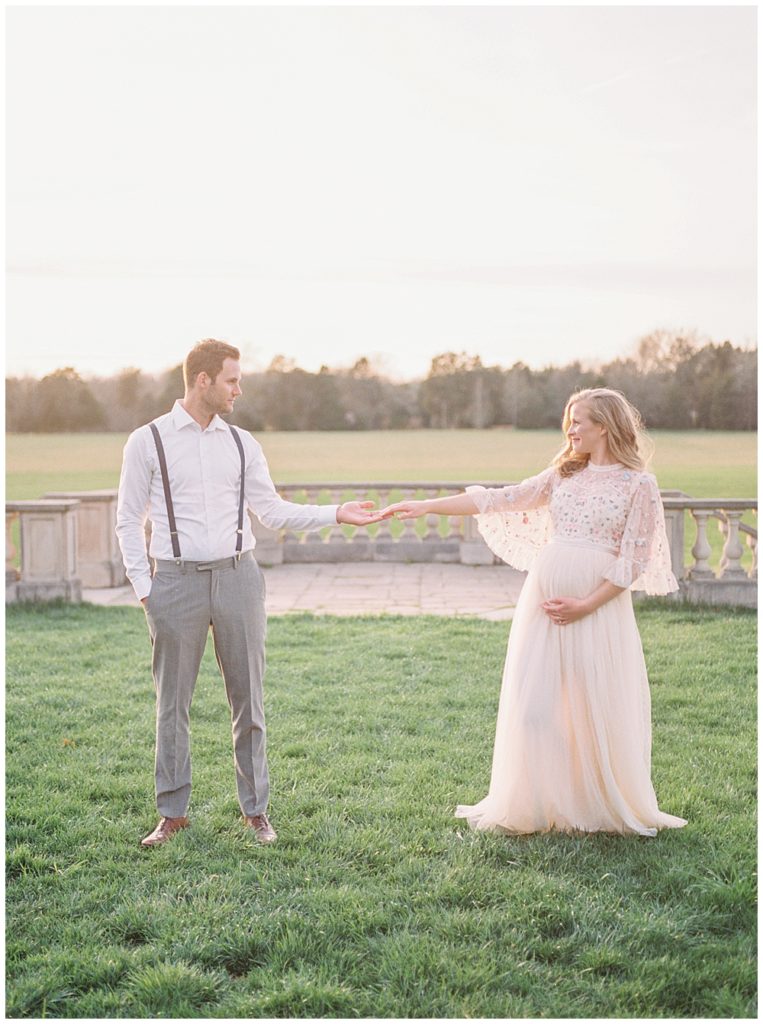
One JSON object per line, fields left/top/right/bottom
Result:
{"left": 204, "top": 358, "right": 242, "bottom": 415}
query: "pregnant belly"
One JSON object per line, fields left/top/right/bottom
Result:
{"left": 534, "top": 540, "right": 619, "bottom": 601}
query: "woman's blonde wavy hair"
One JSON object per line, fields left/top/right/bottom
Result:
{"left": 551, "top": 388, "right": 652, "bottom": 477}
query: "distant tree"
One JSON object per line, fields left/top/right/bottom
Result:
{"left": 28, "top": 367, "right": 106, "bottom": 432}
{"left": 230, "top": 373, "right": 267, "bottom": 431}
{"left": 419, "top": 352, "right": 483, "bottom": 427}
{"left": 6, "top": 330, "right": 755, "bottom": 432}
{"left": 261, "top": 364, "right": 346, "bottom": 430}
{"left": 105, "top": 367, "right": 150, "bottom": 431}
{"left": 6, "top": 377, "right": 38, "bottom": 432}
{"left": 150, "top": 364, "right": 185, "bottom": 418}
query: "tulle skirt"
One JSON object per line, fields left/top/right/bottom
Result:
{"left": 456, "top": 539, "right": 687, "bottom": 837}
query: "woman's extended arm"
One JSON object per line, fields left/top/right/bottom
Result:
{"left": 380, "top": 468, "right": 557, "bottom": 521}
{"left": 380, "top": 493, "right": 480, "bottom": 519}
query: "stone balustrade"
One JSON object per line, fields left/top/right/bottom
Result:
{"left": 5, "top": 484, "right": 757, "bottom": 607}
{"left": 6, "top": 500, "right": 82, "bottom": 603}
{"left": 43, "top": 491, "right": 127, "bottom": 587}
{"left": 661, "top": 497, "right": 757, "bottom": 607}
{"left": 253, "top": 483, "right": 491, "bottom": 565}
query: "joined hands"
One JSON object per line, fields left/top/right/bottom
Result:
{"left": 377, "top": 500, "right": 430, "bottom": 520}
{"left": 337, "top": 499, "right": 431, "bottom": 525}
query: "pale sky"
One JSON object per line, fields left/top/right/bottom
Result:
{"left": 6, "top": 4, "right": 757, "bottom": 381}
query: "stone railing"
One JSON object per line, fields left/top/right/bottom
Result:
{"left": 6, "top": 500, "right": 82, "bottom": 603}
{"left": 252, "top": 483, "right": 495, "bottom": 566}
{"left": 5, "top": 484, "right": 757, "bottom": 607}
{"left": 661, "top": 496, "right": 757, "bottom": 607}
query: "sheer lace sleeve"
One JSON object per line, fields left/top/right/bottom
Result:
{"left": 466, "top": 467, "right": 556, "bottom": 571}
{"left": 603, "top": 473, "right": 679, "bottom": 594}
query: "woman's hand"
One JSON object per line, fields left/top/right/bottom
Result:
{"left": 542, "top": 596, "right": 590, "bottom": 626}
{"left": 379, "top": 500, "right": 431, "bottom": 520}
{"left": 543, "top": 580, "right": 625, "bottom": 624}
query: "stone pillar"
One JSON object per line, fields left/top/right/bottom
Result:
{"left": 718, "top": 510, "right": 747, "bottom": 580}
{"left": 460, "top": 514, "right": 495, "bottom": 565}
{"left": 7, "top": 500, "right": 82, "bottom": 602}
{"left": 660, "top": 490, "right": 687, "bottom": 583}
{"left": 6, "top": 510, "right": 20, "bottom": 602}
{"left": 44, "top": 490, "right": 126, "bottom": 587}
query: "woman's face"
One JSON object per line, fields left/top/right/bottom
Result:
{"left": 567, "top": 402, "right": 607, "bottom": 455}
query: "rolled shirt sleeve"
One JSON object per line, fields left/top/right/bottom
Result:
{"left": 115, "top": 429, "right": 153, "bottom": 601}
{"left": 244, "top": 436, "right": 339, "bottom": 531}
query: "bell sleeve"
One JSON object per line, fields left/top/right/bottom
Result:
{"left": 603, "top": 473, "right": 679, "bottom": 595}
{"left": 466, "top": 466, "right": 556, "bottom": 571}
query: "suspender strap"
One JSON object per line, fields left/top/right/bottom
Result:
{"left": 228, "top": 425, "right": 246, "bottom": 555}
{"left": 149, "top": 423, "right": 181, "bottom": 558}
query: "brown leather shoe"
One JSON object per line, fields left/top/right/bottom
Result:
{"left": 244, "top": 813, "right": 277, "bottom": 844}
{"left": 140, "top": 816, "right": 190, "bottom": 848}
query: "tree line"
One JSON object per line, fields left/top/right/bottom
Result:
{"left": 6, "top": 330, "right": 756, "bottom": 433}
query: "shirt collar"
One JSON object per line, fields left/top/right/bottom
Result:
{"left": 170, "top": 399, "right": 229, "bottom": 432}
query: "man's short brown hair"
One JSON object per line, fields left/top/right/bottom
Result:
{"left": 184, "top": 339, "right": 241, "bottom": 389}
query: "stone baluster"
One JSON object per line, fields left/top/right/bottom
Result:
{"left": 6, "top": 511, "right": 20, "bottom": 599}
{"left": 716, "top": 516, "right": 729, "bottom": 574}
{"left": 281, "top": 486, "right": 300, "bottom": 549}
{"left": 282, "top": 522, "right": 299, "bottom": 547}
{"left": 719, "top": 510, "right": 746, "bottom": 579}
{"left": 661, "top": 506, "right": 686, "bottom": 582}
{"left": 399, "top": 489, "right": 420, "bottom": 545}
{"left": 303, "top": 488, "right": 324, "bottom": 545}
{"left": 422, "top": 489, "right": 441, "bottom": 542}
{"left": 746, "top": 531, "right": 757, "bottom": 579}
{"left": 352, "top": 488, "right": 370, "bottom": 549}
{"left": 326, "top": 488, "right": 346, "bottom": 545}
{"left": 422, "top": 514, "right": 440, "bottom": 542}
{"left": 447, "top": 489, "right": 464, "bottom": 541}
{"left": 688, "top": 509, "right": 714, "bottom": 579}
{"left": 373, "top": 489, "right": 394, "bottom": 543}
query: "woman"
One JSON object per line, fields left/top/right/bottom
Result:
{"left": 381, "top": 388, "right": 687, "bottom": 837}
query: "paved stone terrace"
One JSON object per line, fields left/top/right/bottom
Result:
{"left": 84, "top": 562, "right": 527, "bottom": 620}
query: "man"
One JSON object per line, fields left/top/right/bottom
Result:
{"left": 116, "top": 339, "right": 380, "bottom": 847}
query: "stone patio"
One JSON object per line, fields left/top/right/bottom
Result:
{"left": 83, "top": 562, "right": 527, "bottom": 620}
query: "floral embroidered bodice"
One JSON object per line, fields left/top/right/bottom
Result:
{"left": 467, "top": 462, "right": 678, "bottom": 595}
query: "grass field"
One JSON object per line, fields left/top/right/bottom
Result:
{"left": 6, "top": 603, "right": 757, "bottom": 1018}
{"left": 6, "top": 429, "right": 757, "bottom": 498}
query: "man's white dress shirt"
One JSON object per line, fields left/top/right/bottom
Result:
{"left": 116, "top": 401, "right": 339, "bottom": 600}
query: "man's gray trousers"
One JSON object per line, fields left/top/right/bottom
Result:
{"left": 143, "top": 550, "right": 268, "bottom": 818}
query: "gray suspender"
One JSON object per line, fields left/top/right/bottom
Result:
{"left": 228, "top": 425, "right": 246, "bottom": 554}
{"left": 149, "top": 423, "right": 180, "bottom": 558}
{"left": 149, "top": 422, "right": 246, "bottom": 559}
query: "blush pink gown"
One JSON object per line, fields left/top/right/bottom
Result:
{"left": 455, "top": 462, "right": 687, "bottom": 837}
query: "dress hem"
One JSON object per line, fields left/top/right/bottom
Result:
{"left": 454, "top": 806, "right": 687, "bottom": 838}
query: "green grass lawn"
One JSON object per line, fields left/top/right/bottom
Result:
{"left": 6, "top": 429, "right": 757, "bottom": 497}
{"left": 6, "top": 604, "right": 756, "bottom": 1018}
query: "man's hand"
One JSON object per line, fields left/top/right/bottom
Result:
{"left": 337, "top": 501, "right": 384, "bottom": 526}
